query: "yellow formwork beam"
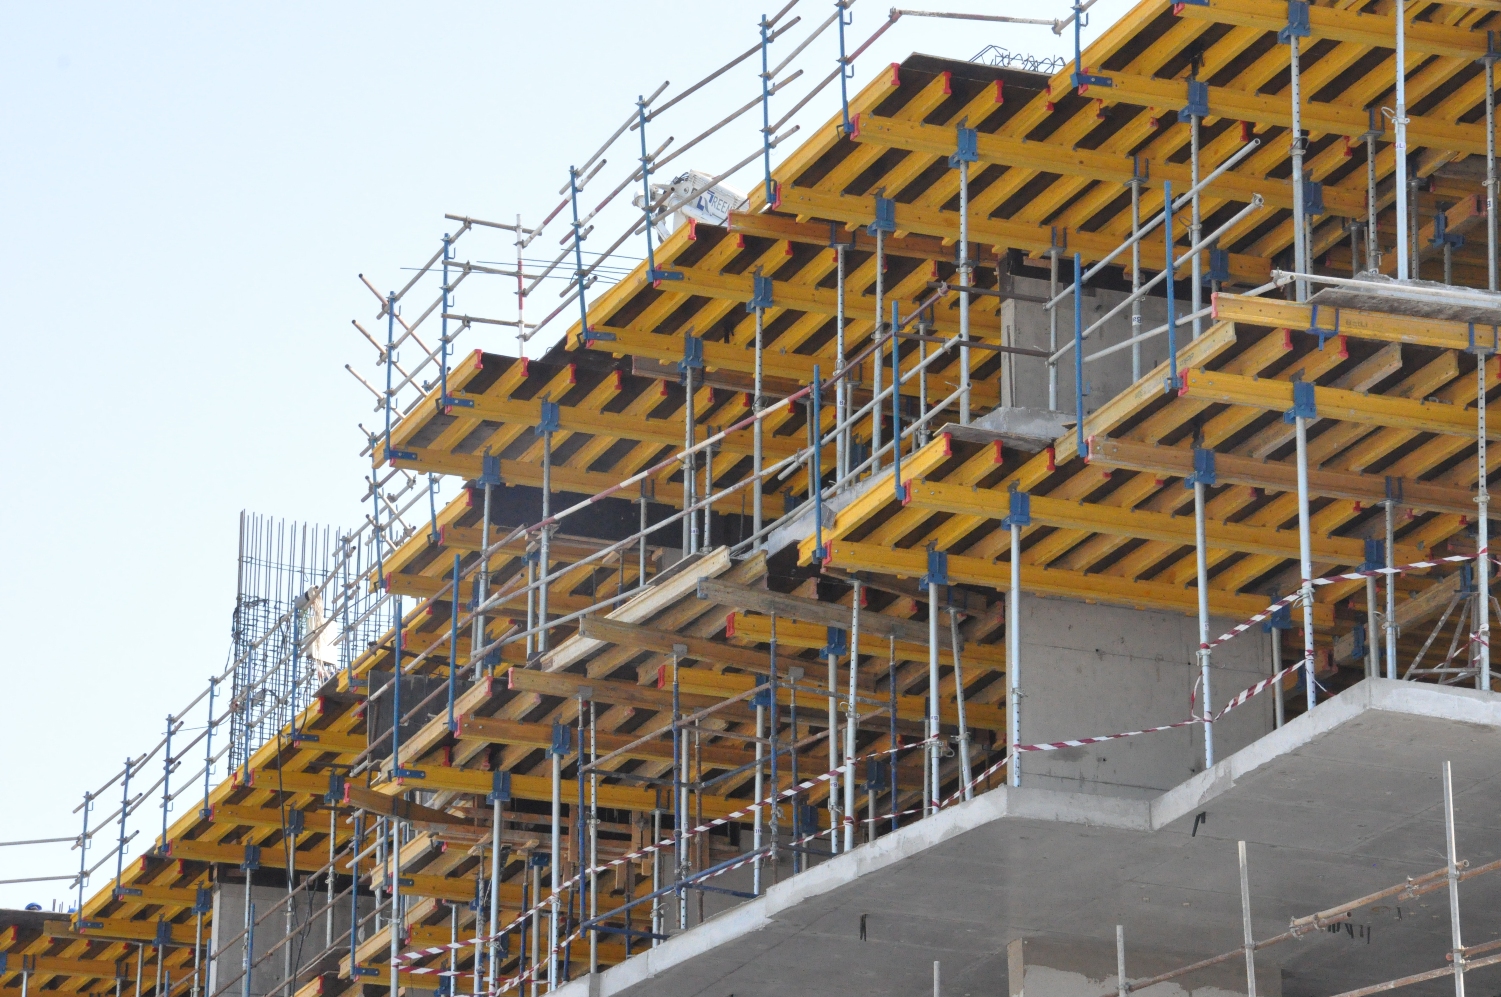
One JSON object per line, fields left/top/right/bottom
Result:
{"left": 1175, "top": 0, "right": 1493, "bottom": 60}
{"left": 1178, "top": 369, "right": 1498, "bottom": 440}
{"left": 1211, "top": 293, "right": 1486, "bottom": 351}
{"left": 724, "top": 612, "right": 1006, "bottom": 676}
{"left": 903, "top": 479, "right": 1423, "bottom": 566}
{"left": 821, "top": 540, "right": 1333, "bottom": 625}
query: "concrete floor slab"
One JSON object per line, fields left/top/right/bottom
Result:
{"left": 561, "top": 680, "right": 1501, "bottom": 997}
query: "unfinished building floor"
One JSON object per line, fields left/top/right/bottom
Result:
{"left": 565, "top": 679, "right": 1501, "bottom": 997}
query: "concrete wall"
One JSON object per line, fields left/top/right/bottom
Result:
{"left": 999, "top": 274, "right": 1174, "bottom": 417}
{"left": 1008, "top": 935, "right": 1280, "bottom": 997}
{"left": 209, "top": 881, "right": 377, "bottom": 997}
{"left": 1014, "top": 594, "right": 1276, "bottom": 799}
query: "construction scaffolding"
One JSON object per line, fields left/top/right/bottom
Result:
{"left": 6, "top": 4, "right": 1501, "bottom": 997}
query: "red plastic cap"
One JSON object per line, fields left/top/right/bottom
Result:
{"left": 888, "top": 63, "right": 900, "bottom": 87}
{"left": 994, "top": 80, "right": 1004, "bottom": 104}
{"left": 941, "top": 71, "right": 952, "bottom": 96}
{"left": 992, "top": 440, "right": 1004, "bottom": 464}
{"left": 725, "top": 612, "right": 738, "bottom": 638}
{"left": 687, "top": 218, "right": 699, "bottom": 241}
{"left": 1045, "top": 447, "right": 1057, "bottom": 472}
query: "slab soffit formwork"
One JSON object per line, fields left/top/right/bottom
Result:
{"left": 561, "top": 680, "right": 1501, "bottom": 997}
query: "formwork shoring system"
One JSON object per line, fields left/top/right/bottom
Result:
{"left": 8, "top": 2, "right": 1501, "bottom": 997}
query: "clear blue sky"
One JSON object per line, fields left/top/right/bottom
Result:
{"left": 0, "top": 1, "right": 1128, "bottom": 908}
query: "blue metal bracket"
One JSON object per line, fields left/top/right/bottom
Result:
{"left": 444, "top": 394, "right": 475, "bottom": 410}
{"left": 1461, "top": 562, "right": 1476, "bottom": 597}
{"left": 153, "top": 919, "right": 171, "bottom": 950}
{"left": 752, "top": 674, "right": 773, "bottom": 708}
{"left": 867, "top": 195, "right": 896, "bottom": 235}
{"left": 1362, "top": 538, "right": 1386, "bottom": 572}
{"left": 825, "top": 626, "right": 848, "bottom": 657}
{"left": 921, "top": 548, "right": 950, "bottom": 587}
{"left": 285, "top": 809, "right": 305, "bottom": 836}
{"left": 580, "top": 329, "right": 617, "bottom": 346}
{"left": 324, "top": 772, "right": 345, "bottom": 805}
{"left": 1261, "top": 604, "right": 1294, "bottom": 632}
{"left": 1308, "top": 303, "right": 1340, "bottom": 350}
{"left": 1385, "top": 475, "right": 1404, "bottom": 505}
{"left": 949, "top": 126, "right": 978, "bottom": 168}
{"left": 351, "top": 967, "right": 380, "bottom": 979}
{"left": 393, "top": 766, "right": 427, "bottom": 779}
{"left": 1302, "top": 178, "right": 1324, "bottom": 216}
{"left": 747, "top": 274, "right": 775, "bottom": 311}
{"left": 863, "top": 758, "right": 887, "bottom": 793}
{"left": 537, "top": 400, "right": 561, "bottom": 435}
{"left": 1072, "top": 69, "right": 1114, "bottom": 90}
{"left": 1351, "top": 620, "right": 1367, "bottom": 660}
{"left": 242, "top": 844, "right": 261, "bottom": 871}
{"left": 1184, "top": 447, "right": 1217, "bottom": 488}
{"left": 1002, "top": 486, "right": 1032, "bottom": 528}
{"left": 678, "top": 335, "right": 705, "bottom": 373}
{"left": 528, "top": 852, "right": 551, "bottom": 869}
{"left": 549, "top": 721, "right": 573, "bottom": 757}
{"left": 1431, "top": 211, "right": 1466, "bottom": 249}
{"left": 487, "top": 770, "right": 512, "bottom": 805}
{"left": 1279, "top": 0, "right": 1311, "bottom": 43}
{"left": 1207, "top": 246, "right": 1230, "bottom": 284}
{"left": 385, "top": 445, "right": 419, "bottom": 463}
{"left": 194, "top": 886, "right": 213, "bottom": 915}
{"left": 1283, "top": 380, "right": 1318, "bottom": 423}
{"left": 479, "top": 453, "right": 503, "bottom": 487}
{"left": 1178, "top": 79, "right": 1209, "bottom": 122}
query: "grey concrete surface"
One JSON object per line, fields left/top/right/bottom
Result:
{"left": 559, "top": 680, "right": 1501, "bottom": 997}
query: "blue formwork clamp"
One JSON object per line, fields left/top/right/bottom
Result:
{"left": 1362, "top": 538, "right": 1386, "bottom": 573}
{"left": 1002, "top": 486, "right": 1032, "bottom": 529}
{"left": 949, "top": 126, "right": 978, "bottom": 169}
{"left": 1307, "top": 303, "right": 1340, "bottom": 351}
{"left": 1261, "top": 604, "right": 1294, "bottom": 632}
{"left": 242, "top": 844, "right": 261, "bottom": 871}
{"left": 752, "top": 674, "right": 773, "bottom": 709}
{"left": 1283, "top": 380, "right": 1318, "bottom": 423}
{"left": 549, "top": 721, "right": 573, "bottom": 758}
{"left": 867, "top": 195, "right": 896, "bottom": 236}
{"left": 1302, "top": 178, "right": 1324, "bottom": 216}
{"left": 1279, "top": 0, "right": 1311, "bottom": 43}
{"left": 863, "top": 758, "right": 886, "bottom": 793}
{"left": 536, "top": 400, "right": 561, "bottom": 436}
{"left": 678, "top": 335, "right": 705, "bottom": 374}
{"left": 921, "top": 548, "right": 949, "bottom": 588}
{"left": 1178, "top": 79, "right": 1209, "bottom": 122}
{"left": 487, "top": 770, "right": 512, "bottom": 806}
{"left": 153, "top": 919, "right": 171, "bottom": 950}
{"left": 747, "top": 274, "right": 775, "bottom": 312}
{"left": 825, "top": 626, "right": 849, "bottom": 658}
{"left": 1207, "top": 246, "right": 1230, "bottom": 285}
{"left": 1183, "top": 447, "right": 1217, "bottom": 489}
{"left": 479, "top": 453, "right": 503, "bottom": 487}
{"left": 194, "top": 886, "right": 213, "bottom": 915}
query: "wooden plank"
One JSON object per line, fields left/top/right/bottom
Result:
{"left": 539, "top": 547, "right": 736, "bottom": 673}
{"left": 724, "top": 611, "right": 1008, "bottom": 674}
{"left": 694, "top": 577, "right": 933, "bottom": 644}
{"left": 577, "top": 615, "right": 772, "bottom": 672}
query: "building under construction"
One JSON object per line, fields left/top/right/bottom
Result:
{"left": 5, "top": 4, "right": 1501, "bottom": 997}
